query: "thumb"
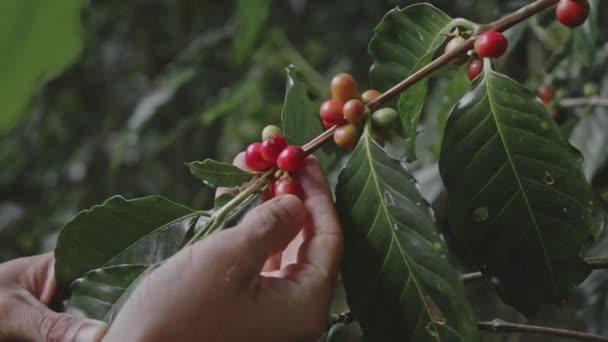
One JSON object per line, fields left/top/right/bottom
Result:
{"left": 233, "top": 195, "right": 306, "bottom": 270}
{"left": 3, "top": 293, "right": 108, "bottom": 342}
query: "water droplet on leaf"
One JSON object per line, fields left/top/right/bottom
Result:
{"left": 543, "top": 172, "right": 555, "bottom": 185}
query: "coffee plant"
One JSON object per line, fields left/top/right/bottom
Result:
{"left": 51, "top": 0, "right": 608, "bottom": 340}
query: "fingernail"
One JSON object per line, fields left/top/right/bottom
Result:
{"left": 76, "top": 322, "right": 109, "bottom": 342}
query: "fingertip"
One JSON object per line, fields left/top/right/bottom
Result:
{"left": 271, "top": 194, "right": 307, "bottom": 227}
{"left": 233, "top": 152, "right": 247, "bottom": 170}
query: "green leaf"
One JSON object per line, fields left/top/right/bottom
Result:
{"left": 66, "top": 264, "right": 152, "bottom": 323}
{"left": 418, "top": 69, "right": 469, "bottom": 161}
{"left": 55, "top": 196, "right": 201, "bottom": 289}
{"left": 0, "top": 0, "right": 83, "bottom": 133}
{"left": 233, "top": 0, "right": 270, "bottom": 64}
{"left": 281, "top": 65, "right": 333, "bottom": 170}
{"left": 570, "top": 106, "right": 608, "bottom": 183}
{"left": 368, "top": 4, "right": 454, "bottom": 161}
{"left": 335, "top": 131, "right": 480, "bottom": 342}
{"left": 439, "top": 64, "right": 603, "bottom": 315}
{"left": 187, "top": 159, "right": 254, "bottom": 188}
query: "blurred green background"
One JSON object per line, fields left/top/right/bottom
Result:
{"left": 1, "top": 0, "right": 608, "bottom": 340}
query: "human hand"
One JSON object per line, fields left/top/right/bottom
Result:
{"left": 0, "top": 253, "right": 109, "bottom": 341}
{"left": 104, "top": 157, "right": 343, "bottom": 342}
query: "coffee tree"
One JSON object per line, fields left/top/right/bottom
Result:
{"left": 53, "top": 0, "right": 608, "bottom": 340}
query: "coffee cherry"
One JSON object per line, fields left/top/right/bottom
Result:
{"left": 556, "top": 0, "right": 589, "bottom": 28}
{"left": 320, "top": 99, "right": 345, "bottom": 125}
{"left": 467, "top": 59, "right": 484, "bottom": 81}
{"left": 474, "top": 31, "right": 508, "bottom": 58}
{"left": 261, "top": 187, "right": 274, "bottom": 202}
{"left": 331, "top": 73, "right": 359, "bottom": 103}
{"left": 272, "top": 177, "right": 304, "bottom": 199}
{"left": 537, "top": 84, "right": 554, "bottom": 104}
{"left": 445, "top": 37, "right": 469, "bottom": 65}
{"left": 245, "top": 142, "right": 273, "bottom": 171}
{"left": 260, "top": 134, "right": 288, "bottom": 164}
{"left": 261, "top": 125, "right": 282, "bottom": 140}
{"left": 277, "top": 145, "right": 306, "bottom": 172}
{"left": 343, "top": 99, "right": 366, "bottom": 124}
{"left": 334, "top": 123, "right": 361, "bottom": 150}
{"left": 361, "top": 89, "right": 382, "bottom": 103}
{"left": 372, "top": 108, "right": 398, "bottom": 128}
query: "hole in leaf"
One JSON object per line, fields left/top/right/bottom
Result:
{"left": 383, "top": 191, "right": 395, "bottom": 206}
{"left": 543, "top": 172, "right": 555, "bottom": 185}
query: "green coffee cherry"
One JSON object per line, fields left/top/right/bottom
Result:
{"left": 584, "top": 82, "right": 599, "bottom": 97}
{"left": 372, "top": 108, "right": 398, "bottom": 128}
{"left": 327, "top": 323, "right": 350, "bottom": 342}
{"left": 261, "top": 125, "right": 283, "bottom": 140}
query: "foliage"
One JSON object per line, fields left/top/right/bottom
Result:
{"left": 0, "top": 0, "right": 83, "bottom": 133}
{"left": 2, "top": 0, "right": 608, "bottom": 341}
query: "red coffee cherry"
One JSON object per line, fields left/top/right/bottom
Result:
{"left": 331, "top": 73, "right": 359, "bottom": 103}
{"left": 445, "top": 36, "right": 469, "bottom": 65}
{"left": 320, "top": 99, "right": 345, "bottom": 125}
{"left": 245, "top": 142, "right": 273, "bottom": 171}
{"left": 537, "top": 84, "right": 555, "bottom": 104}
{"left": 361, "top": 89, "right": 382, "bottom": 103}
{"left": 261, "top": 187, "right": 274, "bottom": 202}
{"left": 343, "top": 99, "right": 366, "bottom": 124}
{"left": 467, "top": 59, "right": 484, "bottom": 81}
{"left": 334, "top": 123, "right": 362, "bottom": 150}
{"left": 276, "top": 145, "right": 306, "bottom": 172}
{"left": 556, "top": 0, "right": 589, "bottom": 28}
{"left": 272, "top": 177, "right": 304, "bottom": 199}
{"left": 474, "top": 31, "right": 508, "bottom": 58}
{"left": 260, "top": 134, "right": 288, "bottom": 164}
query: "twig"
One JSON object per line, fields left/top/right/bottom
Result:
{"left": 478, "top": 319, "right": 608, "bottom": 341}
{"left": 300, "top": 0, "right": 561, "bottom": 152}
{"left": 365, "top": 0, "right": 560, "bottom": 111}
{"left": 327, "top": 312, "right": 608, "bottom": 341}
{"left": 462, "top": 258, "right": 608, "bottom": 285}
{"left": 303, "top": 125, "right": 337, "bottom": 154}
{"left": 560, "top": 96, "right": 608, "bottom": 108}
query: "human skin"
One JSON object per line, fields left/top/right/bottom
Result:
{"left": 104, "top": 157, "right": 343, "bottom": 342}
{"left": 0, "top": 253, "right": 109, "bottom": 341}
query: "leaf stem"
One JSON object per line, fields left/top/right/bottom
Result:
{"left": 185, "top": 171, "right": 273, "bottom": 245}
{"left": 301, "top": 0, "right": 560, "bottom": 153}
{"left": 478, "top": 319, "right": 608, "bottom": 342}
{"left": 462, "top": 257, "right": 608, "bottom": 285}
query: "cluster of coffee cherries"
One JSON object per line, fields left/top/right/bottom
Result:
{"left": 443, "top": 29, "right": 509, "bottom": 82}
{"left": 244, "top": 125, "right": 306, "bottom": 199}
{"left": 319, "top": 73, "right": 366, "bottom": 149}
{"left": 447, "top": 0, "right": 589, "bottom": 82}
{"left": 320, "top": 73, "right": 398, "bottom": 148}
